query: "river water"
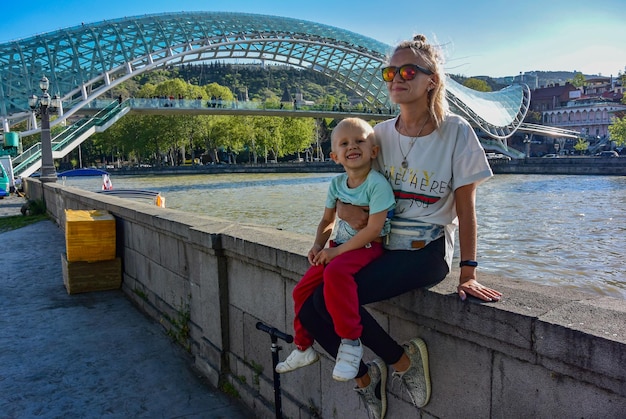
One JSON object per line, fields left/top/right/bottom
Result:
{"left": 62, "top": 172, "right": 626, "bottom": 299}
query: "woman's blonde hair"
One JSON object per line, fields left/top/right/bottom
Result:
{"left": 392, "top": 35, "right": 448, "bottom": 129}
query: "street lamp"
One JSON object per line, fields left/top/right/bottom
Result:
{"left": 523, "top": 134, "right": 531, "bottom": 158}
{"left": 28, "top": 75, "right": 61, "bottom": 183}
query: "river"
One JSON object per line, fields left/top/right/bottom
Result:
{"left": 62, "top": 172, "right": 626, "bottom": 299}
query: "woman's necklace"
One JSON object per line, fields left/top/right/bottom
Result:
{"left": 398, "top": 115, "right": 429, "bottom": 169}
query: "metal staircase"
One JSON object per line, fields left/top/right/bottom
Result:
{"left": 13, "top": 101, "right": 129, "bottom": 178}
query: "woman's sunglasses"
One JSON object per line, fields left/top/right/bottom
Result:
{"left": 381, "top": 64, "right": 433, "bottom": 82}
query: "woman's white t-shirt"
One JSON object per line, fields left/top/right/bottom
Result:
{"left": 373, "top": 113, "right": 492, "bottom": 268}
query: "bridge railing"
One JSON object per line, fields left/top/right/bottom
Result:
{"left": 84, "top": 97, "right": 398, "bottom": 115}
{"left": 52, "top": 101, "right": 123, "bottom": 152}
{"left": 11, "top": 143, "right": 43, "bottom": 176}
{"left": 13, "top": 101, "right": 125, "bottom": 177}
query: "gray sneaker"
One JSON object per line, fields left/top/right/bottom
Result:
{"left": 392, "top": 337, "right": 431, "bottom": 408}
{"left": 354, "top": 358, "right": 387, "bottom": 419}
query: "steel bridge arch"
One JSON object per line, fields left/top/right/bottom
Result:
{"left": 0, "top": 11, "right": 528, "bottom": 140}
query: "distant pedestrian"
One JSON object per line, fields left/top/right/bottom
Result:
{"left": 102, "top": 174, "right": 113, "bottom": 191}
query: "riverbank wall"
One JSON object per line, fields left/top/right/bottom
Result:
{"left": 107, "top": 161, "right": 344, "bottom": 176}
{"left": 106, "top": 156, "right": 626, "bottom": 177}
{"left": 489, "top": 156, "right": 626, "bottom": 175}
{"left": 26, "top": 179, "right": 626, "bottom": 418}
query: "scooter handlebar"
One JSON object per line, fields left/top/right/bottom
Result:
{"left": 256, "top": 322, "right": 294, "bottom": 343}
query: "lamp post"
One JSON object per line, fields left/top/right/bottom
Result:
{"left": 554, "top": 142, "right": 560, "bottom": 157}
{"left": 28, "top": 75, "right": 61, "bottom": 183}
{"left": 523, "top": 134, "right": 531, "bottom": 158}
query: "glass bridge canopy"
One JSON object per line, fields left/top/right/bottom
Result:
{"left": 0, "top": 11, "right": 528, "bottom": 139}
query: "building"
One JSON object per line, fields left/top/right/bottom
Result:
{"left": 530, "top": 82, "right": 581, "bottom": 113}
{"left": 531, "top": 76, "right": 625, "bottom": 142}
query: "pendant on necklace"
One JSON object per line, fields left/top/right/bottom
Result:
{"left": 401, "top": 160, "right": 408, "bottom": 169}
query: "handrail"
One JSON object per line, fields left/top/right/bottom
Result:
{"left": 13, "top": 101, "right": 125, "bottom": 177}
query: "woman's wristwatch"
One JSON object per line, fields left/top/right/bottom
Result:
{"left": 459, "top": 260, "right": 478, "bottom": 268}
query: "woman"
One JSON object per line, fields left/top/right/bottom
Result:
{"left": 298, "top": 35, "right": 502, "bottom": 419}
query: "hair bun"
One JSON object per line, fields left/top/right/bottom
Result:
{"left": 413, "top": 34, "right": 427, "bottom": 43}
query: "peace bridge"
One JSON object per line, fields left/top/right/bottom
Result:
{"left": 0, "top": 11, "right": 585, "bottom": 178}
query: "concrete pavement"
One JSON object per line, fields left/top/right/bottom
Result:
{"left": 0, "top": 194, "right": 26, "bottom": 218}
{"left": 0, "top": 199, "right": 253, "bottom": 418}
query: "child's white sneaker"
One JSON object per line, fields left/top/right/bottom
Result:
{"left": 275, "top": 347, "right": 319, "bottom": 373}
{"left": 332, "top": 338, "right": 363, "bottom": 381}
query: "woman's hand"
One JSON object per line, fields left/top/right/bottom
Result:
{"left": 336, "top": 200, "right": 369, "bottom": 230}
{"left": 457, "top": 278, "right": 502, "bottom": 302}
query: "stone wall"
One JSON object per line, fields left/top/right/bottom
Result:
{"left": 26, "top": 179, "right": 626, "bottom": 418}
{"left": 491, "top": 157, "right": 626, "bottom": 175}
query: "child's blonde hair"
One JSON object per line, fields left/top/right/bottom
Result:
{"left": 331, "top": 118, "right": 375, "bottom": 151}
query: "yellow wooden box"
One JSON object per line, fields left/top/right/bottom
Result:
{"left": 62, "top": 253, "right": 122, "bottom": 294}
{"left": 65, "top": 209, "right": 116, "bottom": 262}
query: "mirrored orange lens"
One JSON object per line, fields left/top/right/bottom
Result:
{"left": 382, "top": 67, "right": 396, "bottom": 82}
{"left": 399, "top": 66, "right": 417, "bottom": 81}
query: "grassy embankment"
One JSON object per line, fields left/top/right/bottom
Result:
{"left": 0, "top": 198, "right": 48, "bottom": 233}
{"left": 0, "top": 214, "right": 48, "bottom": 234}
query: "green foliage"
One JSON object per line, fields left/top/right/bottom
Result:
{"left": 177, "top": 62, "right": 351, "bottom": 103}
{"left": 136, "top": 83, "right": 157, "bottom": 98}
{"left": 608, "top": 116, "right": 626, "bottom": 146}
{"left": 132, "top": 288, "right": 148, "bottom": 301}
{"left": 568, "top": 72, "right": 586, "bottom": 88}
{"left": 573, "top": 138, "right": 590, "bottom": 153}
{"left": 23, "top": 199, "right": 46, "bottom": 215}
{"left": 162, "top": 299, "right": 191, "bottom": 352}
{"left": 89, "top": 75, "right": 319, "bottom": 166}
{"left": 249, "top": 360, "right": 263, "bottom": 386}
{"left": 153, "top": 78, "right": 193, "bottom": 98}
{"left": 61, "top": 63, "right": 355, "bottom": 166}
{"left": 523, "top": 110, "right": 542, "bottom": 124}
{"left": 463, "top": 78, "right": 492, "bottom": 92}
{"left": 204, "top": 82, "right": 234, "bottom": 101}
{"left": 450, "top": 74, "right": 506, "bottom": 91}
{"left": 219, "top": 381, "right": 240, "bottom": 399}
{"left": 0, "top": 213, "right": 48, "bottom": 234}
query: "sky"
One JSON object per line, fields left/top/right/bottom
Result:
{"left": 1, "top": 0, "right": 624, "bottom": 78}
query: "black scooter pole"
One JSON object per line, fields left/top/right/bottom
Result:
{"left": 256, "top": 322, "right": 293, "bottom": 419}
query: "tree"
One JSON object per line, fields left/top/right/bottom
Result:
{"left": 463, "top": 78, "right": 492, "bottom": 92}
{"left": 153, "top": 78, "right": 205, "bottom": 99}
{"left": 253, "top": 116, "right": 283, "bottom": 162}
{"left": 569, "top": 72, "right": 586, "bottom": 88}
{"left": 573, "top": 138, "right": 590, "bottom": 155}
{"left": 204, "top": 82, "right": 234, "bottom": 101}
{"left": 608, "top": 116, "right": 626, "bottom": 146}
{"left": 523, "top": 110, "right": 542, "bottom": 124}
{"left": 68, "top": 66, "right": 346, "bottom": 164}
{"left": 280, "top": 117, "right": 316, "bottom": 156}
{"left": 136, "top": 83, "right": 155, "bottom": 98}
{"left": 253, "top": 87, "right": 280, "bottom": 102}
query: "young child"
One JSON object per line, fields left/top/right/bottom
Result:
{"left": 275, "top": 117, "right": 395, "bottom": 381}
